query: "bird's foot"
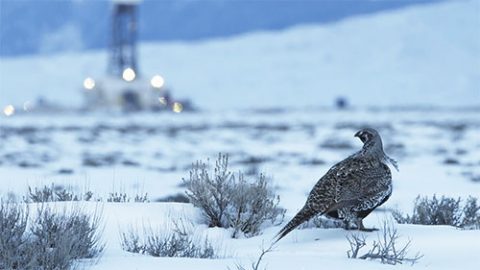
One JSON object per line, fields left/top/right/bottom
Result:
{"left": 358, "top": 227, "right": 378, "bottom": 232}
{"left": 356, "top": 219, "right": 378, "bottom": 232}
{"left": 343, "top": 220, "right": 359, "bottom": 230}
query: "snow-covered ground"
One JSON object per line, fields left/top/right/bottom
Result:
{"left": 1, "top": 108, "right": 479, "bottom": 207}
{"left": 1, "top": 107, "right": 479, "bottom": 269}
{"left": 80, "top": 202, "right": 480, "bottom": 270}
{"left": 1, "top": 0, "right": 479, "bottom": 109}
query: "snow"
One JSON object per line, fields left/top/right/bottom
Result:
{"left": 32, "top": 200, "right": 475, "bottom": 270}
{"left": 1, "top": 108, "right": 479, "bottom": 205}
{"left": 61, "top": 202, "right": 480, "bottom": 270}
{"left": 1, "top": 107, "right": 480, "bottom": 269}
{"left": 1, "top": 0, "right": 479, "bottom": 109}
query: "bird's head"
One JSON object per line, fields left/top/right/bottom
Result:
{"left": 354, "top": 128, "right": 379, "bottom": 145}
{"left": 354, "top": 128, "right": 399, "bottom": 171}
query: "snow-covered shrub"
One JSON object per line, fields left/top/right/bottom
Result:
{"left": 184, "top": 154, "right": 285, "bottom": 238}
{"left": 346, "top": 220, "right": 422, "bottom": 265}
{"left": 461, "top": 197, "right": 480, "bottom": 229}
{"left": 134, "top": 193, "right": 150, "bottom": 203}
{"left": 392, "top": 195, "right": 480, "bottom": 229}
{"left": 27, "top": 185, "right": 55, "bottom": 203}
{"left": 0, "top": 201, "right": 104, "bottom": 270}
{"left": 54, "top": 188, "right": 80, "bottom": 202}
{"left": 31, "top": 205, "right": 104, "bottom": 266}
{"left": 120, "top": 219, "right": 218, "bottom": 259}
{"left": 0, "top": 200, "right": 35, "bottom": 269}
{"left": 142, "top": 230, "right": 216, "bottom": 258}
{"left": 107, "top": 192, "right": 149, "bottom": 203}
{"left": 120, "top": 228, "right": 144, "bottom": 254}
{"left": 107, "top": 192, "right": 128, "bottom": 202}
{"left": 26, "top": 184, "right": 94, "bottom": 203}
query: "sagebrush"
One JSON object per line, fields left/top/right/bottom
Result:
{"left": 31, "top": 204, "right": 104, "bottom": 267}
{"left": 184, "top": 154, "right": 285, "bottom": 238}
{"left": 392, "top": 195, "right": 480, "bottom": 229}
{"left": 26, "top": 184, "right": 93, "bottom": 203}
{"left": 107, "top": 192, "right": 149, "bottom": 203}
{"left": 0, "top": 200, "right": 104, "bottom": 270}
{"left": 0, "top": 201, "right": 32, "bottom": 269}
{"left": 120, "top": 218, "right": 218, "bottom": 258}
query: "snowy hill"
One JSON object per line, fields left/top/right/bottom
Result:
{"left": 0, "top": 0, "right": 439, "bottom": 56}
{"left": 0, "top": 0, "right": 479, "bottom": 110}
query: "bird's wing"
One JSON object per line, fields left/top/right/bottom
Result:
{"left": 339, "top": 157, "right": 389, "bottom": 194}
{"left": 306, "top": 155, "right": 391, "bottom": 213}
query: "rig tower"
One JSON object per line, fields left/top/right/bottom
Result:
{"left": 108, "top": 1, "right": 139, "bottom": 78}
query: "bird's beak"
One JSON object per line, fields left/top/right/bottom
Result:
{"left": 354, "top": 131, "right": 361, "bottom": 138}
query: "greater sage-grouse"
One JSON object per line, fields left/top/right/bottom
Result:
{"left": 275, "top": 128, "right": 398, "bottom": 243}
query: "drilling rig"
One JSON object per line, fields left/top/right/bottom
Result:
{"left": 82, "top": 0, "right": 183, "bottom": 112}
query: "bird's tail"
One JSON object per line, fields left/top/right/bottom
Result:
{"left": 273, "top": 206, "right": 317, "bottom": 244}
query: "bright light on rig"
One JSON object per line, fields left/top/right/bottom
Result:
{"left": 158, "top": 96, "right": 167, "bottom": 105}
{"left": 150, "top": 75, "right": 165, "bottom": 89}
{"left": 122, "top": 68, "right": 136, "bottom": 82}
{"left": 3, "top": 105, "right": 15, "bottom": 116}
{"left": 172, "top": 102, "right": 183, "bottom": 113}
{"left": 83, "top": 77, "right": 96, "bottom": 90}
{"left": 23, "top": 101, "right": 34, "bottom": 112}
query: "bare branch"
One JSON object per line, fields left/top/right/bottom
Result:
{"left": 346, "top": 233, "right": 366, "bottom": 259}
{"left": 347, "top": 220, "right": 423, "bottom": 265}
{"left": 229, "top": 241, "right": 276, "bottom": 270}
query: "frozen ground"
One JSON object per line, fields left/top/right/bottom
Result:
{"left": 1, "top": 107, "right": 479, "bottom": 269}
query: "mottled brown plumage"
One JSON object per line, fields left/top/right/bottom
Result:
{"left": 274, "top": 128, "right": 396, "bottom": 243}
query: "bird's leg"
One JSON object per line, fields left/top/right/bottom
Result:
{"left": 356, "top": 218, "right": 378, "bottom": 232}
{"left": 344, "top": 219, "right": 356, "bottom": 230}
{"left": 343, "top": 212, "right": 358, "bottom": 230}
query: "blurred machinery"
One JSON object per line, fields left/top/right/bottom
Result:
{"left": 335, "top": 96, "right": 349, "bottom": 110}
{"left": 82, "top": 0, "right": 188, "bottom": 112}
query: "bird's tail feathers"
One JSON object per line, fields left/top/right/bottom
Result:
{"left": 273, "top": 206, "right": 317, "bottom": 244}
